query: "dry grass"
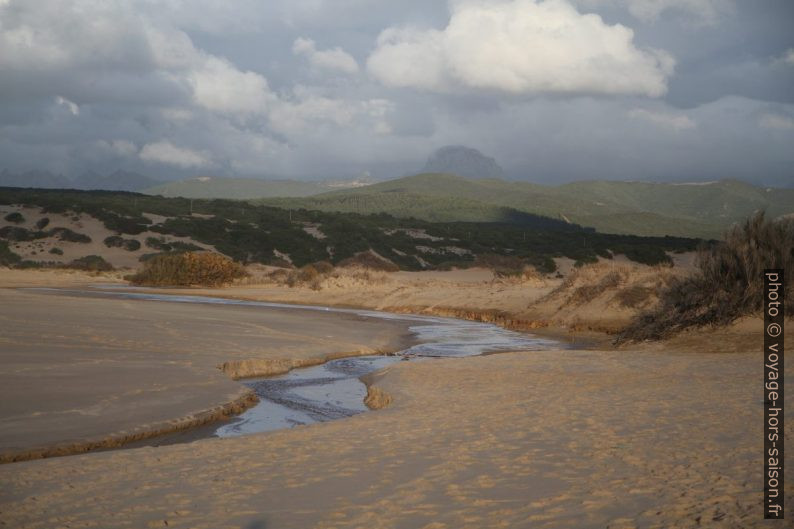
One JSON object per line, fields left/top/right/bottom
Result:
{"left": 619, "top": 212, "right": 794, "bottom": 342}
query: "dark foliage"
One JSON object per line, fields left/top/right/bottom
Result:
{"left": 4, "top": 212, "right": 24, "bottom": 224}
{"left": 69, "top": 255, "right": 113, "bottom": 271}
{"left": 0, "top": 187, "right": 700, "bottom": 272}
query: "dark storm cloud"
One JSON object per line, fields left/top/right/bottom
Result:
{"left": 0, "top": 0, "right": 792, "bottom": 185}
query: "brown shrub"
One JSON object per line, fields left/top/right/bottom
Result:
{"left": 613, "top": 285, "right": 655, "bottom": 308}
{"left": 566, "top": 270, "right": 622, "bottom": 306}
{"left": 129, "top": 252, "right": 247, "bottom": 287}
{"left": 618, "top": 212, "right": 794, "bottom": 342}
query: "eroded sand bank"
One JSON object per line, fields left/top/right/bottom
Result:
{"left": 0, "top": 287, "right": 414, "bottom": 462}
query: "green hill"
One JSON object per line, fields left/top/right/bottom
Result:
{"left": 0, "top": 187, "right": 699, "bottom": 272}
{"left": 256, "top": 174, "right": 794, "bottom": 239}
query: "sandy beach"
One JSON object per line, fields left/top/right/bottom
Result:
{"left": 0, "top": 269, "right": 792, "bottom": 528}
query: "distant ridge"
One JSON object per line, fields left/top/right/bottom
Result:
{"left": 257, "top": 174, "right": 794, "bottom": 239}
{"left": 0, "top": 169, "right": 162, "bottom": 192}
{"left": 422, "top": 146, "right": 505, "bottom": 180}
{"left": 144, "top": 175, "right": 377, "bottom": 199}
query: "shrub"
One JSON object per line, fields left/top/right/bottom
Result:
{"left": 311, "top": 260, "right": 334, "bottom": 275}
{"left": 4, "top": 212, "right": 24, "bottom": 224}
{"left": 618, "top": 212, "right": 793, "bottom": 342}
{"left": 35, "top": 217, "right": 50, "bottom": 230}
{"left": 104, "top": 235, "right": 141, "bottom": 251}
{"left": 567, "top": 270, "right": 622, "bottom": 306}
{"left": 69, "top": 255, "right": 113, "bottom": 272}
{"left": 0, "top": 240, "right": 21, "bottom": 266}
{"left": 129, "top": 252, "right": 247, "bottom": 287}
{"left": 0, "top": 226, "right": 37, "bottom": 241}
{"left": 49, "top": 247, "right": 64, "bottom": 255}
{"left": 613, "top": 285, "right": 655, "bottom": 309}
{"left": 50, "top": 227, "right": 91, "bottom": 243}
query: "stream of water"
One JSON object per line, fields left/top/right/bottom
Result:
{"left": 29, "top": 287, "right": 565, "bottom": 439}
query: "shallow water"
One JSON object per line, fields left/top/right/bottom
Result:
{"left": 28, "top": 287, "right": 564, "bottom": 438}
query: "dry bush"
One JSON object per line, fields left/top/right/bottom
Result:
{"left": 311, "top": 260, "right": 334, "bottom": 275}
{"left": 566, "top": 270, "right": 623, "bottom": 306}
{"left": 473, "top": 254, "right": 526, "bottom": 278}
{"left": 613, "top": 285, "right": 656, "bottom": 308}
{"left": 129, "top": 252, "right": 247, "bottom": 287}
{"left": 619, "top": 212, "right": 794, "bottom": 342}
{"left": 337, "top": 251, "right": 399, "bottom": 272}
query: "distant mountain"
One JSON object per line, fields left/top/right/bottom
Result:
{"left": 257, "top": 174, "right": 794, "bottom": 239}
{"left": 422, "top": 146, "right": 505, "bottom": 180}
{"left": 0, "top": 169, "right": 71, "bottom": 189}
{"left": 0, "top": 169, "right": 162, "bottom": 191}
{"left": 144, "top": 176, "right": 376, "bottom": 199}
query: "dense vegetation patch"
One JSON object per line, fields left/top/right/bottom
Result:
{"left": 69, "top": 255, "right": 113, "bottom": 272}
{"left": 619, "top": 213, "right": 793, "bottom": 341}
{"left": 0, "top": 187, "right": 700, "bottom": 272}
{"left": 103, "top": 235, "right": 141, "bottom": 251}
{"left": 4, "top": 212, "right": 24, "bottom": 224}
{"left": 129, "top": 252, "right": 247, "bottom": 286}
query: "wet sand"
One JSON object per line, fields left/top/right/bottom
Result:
{"left": 0, "top": 287, "right": 414, "bottom": 462}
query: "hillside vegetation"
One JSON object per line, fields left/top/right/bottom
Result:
{"left": 0, "top": 187, "right": 698, "bottom": 272}
{"left": 258, "top": 174, "right": 794, "bottom": 239}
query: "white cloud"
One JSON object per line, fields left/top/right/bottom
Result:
{"left": 269, "top": 87, "right": 394, "bottom": 136}
{"left": 367, "top": 0, "right": 674, "bottom": 97}
{"left": 188, "top": 56, "right": 274, "bottom": 116}
{"left": 781, "top": 49, "right": 794, "bottom": 66}
{"left": 140, "top": 141, "right": 211, "bottom": 168}
{"left": 55, "top": 96, "right": 79, "bottom": 115}
{"left": 759, "top": 113, "right": 794, "bottom": 131}
{"left": 292, "top": 37, "right": 359, "bottom": 74}
{"left": 577, "top": 0, "right": 733, "bottom": 24}
{"left": 629, "top": 108, "right": 696, "bottom": 130}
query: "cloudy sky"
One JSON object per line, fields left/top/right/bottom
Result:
{"left": 1, "top": 0, "right": 793, "bottom": 185}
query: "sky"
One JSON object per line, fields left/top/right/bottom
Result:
{"left": 0, "top": 0, "right": 793, "bottom": 186}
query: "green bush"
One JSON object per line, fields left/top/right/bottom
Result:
{"left": 69, "top": 255, "right": 113, "bottom": 272}
{"left": 619, "top": 212, "right": 793, "bottom": 342}
{"left": 35, "top": 217, "right": 50, "bottom": 230}
{"left": 49, "top": 247, "right": 63, "bottom": 255}
{"left": 50, "top": 227, "right": 91, "bottom": 243}
{"left": 4, "top": 212, "right": 24, "bottom": 224}
{"left": 0, "top": 240, "right": 21, "bottom": 266}
{"left": 104, "top": 235, "right": 141, "bottom": 251}
{"left": 129, "top": 252, "right": 247, "bottom": 286}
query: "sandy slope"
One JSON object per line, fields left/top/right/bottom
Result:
{"left": 0, "top": 204, "right": 212, "bottom": 269}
